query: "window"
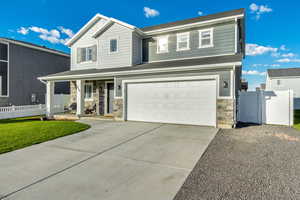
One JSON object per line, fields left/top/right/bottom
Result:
{"left": 157, "top": 36, "right": 169, "bottom": 53}
{"left": 199, "top": 28, "right": 213, "bottom": 48}
{"left": 84, "top": 83, "right": 93, "bottom": 100}
{"left": 0, "top": 42, "right": 8, "bottom": 97}
{"left": 177, "top": 32, "right": 190, "bottom": 51}
{"left": 78, "top": 45, "right": 96, "bottom": 63}
{"left": 277, "top": 80, "right": 281, "bottom": 85}
{"left": 110, "top": 39, "right": 118, "bottom": 53}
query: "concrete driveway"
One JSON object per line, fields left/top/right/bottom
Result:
{"left": 0, "top": 120, "right": 218, "bottom": 200}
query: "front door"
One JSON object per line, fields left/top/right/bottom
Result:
{"left": 107, "top": 83, "right": 114, "bottom": 114}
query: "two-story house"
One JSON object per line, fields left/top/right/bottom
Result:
{"left": 266, "top": 68, "right": 300, "bottom": 109}
{"left": 0, "top": 38, "right": 70, "bottom": 106}
{"left": 40, "top": 8, "right": 245, "bottom": 128}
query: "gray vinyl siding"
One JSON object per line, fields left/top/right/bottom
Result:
{"left": 114, "top": 68, "right": 231, "bottom": 97}
{"left": 98, "top": 23, "right": 133, "bottom": 68}
{"left": 3, "top": 43, "right": 70, "bottom": 106}
{"left": 132, "top": 32, "right": 142, "bottom": 65}
{"left": 143, "top": 22, "right": 236, "bottom": 62}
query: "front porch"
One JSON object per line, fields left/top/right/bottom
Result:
{"left": 46, "top": 79, "right": 123, "bottom": 120}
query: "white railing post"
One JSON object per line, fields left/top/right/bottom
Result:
{"left": 76, "top": 80, "right": 84, "bottom": 116}
{"left": 46, "top": 81, "right": 55, "bottom": 118}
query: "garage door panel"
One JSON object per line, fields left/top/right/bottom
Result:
{"left": 126, "top": 80, "right": 216, "bottom": 126}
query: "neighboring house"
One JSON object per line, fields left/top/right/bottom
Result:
{"left": 266, "top": 68, "right": 300, "bottom": 109}
{"left": 0, "top": 38, "right": 70, "bottom": 106}
{"left": 40, "top": 8, "right": 245, "bottom": 128}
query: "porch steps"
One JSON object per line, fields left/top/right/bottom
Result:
{"left": 53, "top": 114, "right": 79, "bottom": 121}
{"left": 80, "top": 116, "right": 114, "bottom": 121}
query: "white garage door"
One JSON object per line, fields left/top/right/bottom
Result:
{"left": 126, "top": 79, "right": 217, "bottom": 126}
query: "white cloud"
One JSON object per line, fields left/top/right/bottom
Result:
{"left": 39, "top": 34, "right": 60, "bottom": 44}
{"left": 249, "top": 3, "right": 272, "bottom": 20}
{"left": 17, "top": 26, "right": 74, "bottom": 45}
{"left": 276, "top": 58, "right": 300, "bottom": 63}
{"left": 17, "top": 27, "right": 29, "bottom": 35}
{"left": 252, "top": 64, "right": 280, "bottom": 67}
{"left": 198, "top": 11, "right": 203, "bottom": 16}
{"left": 280, "top": 45, "right": 288, "bottom": 51}
{"left": 281, "top": 53, "right": 297, "bottom": 58}
{"left": 144, "top": 7, "right": 160, "bottom": 18}
{"left": 242, "top": 70, "right": 266, "bottom": 76}
{"left": 29, "top": 26, "right": 50, "bottom": 35}
{"left": 246, "top": 43, "right": 277, "bottom": 56}
{"left": 59, "top": 26, "right": 74, "bottom": 38}
{"left": 50, "top": 29, "right": 60, "bottom": 38}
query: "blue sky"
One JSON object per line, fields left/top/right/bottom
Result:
{"left": 1, "top": 0, "right": 299, "bottom": 90}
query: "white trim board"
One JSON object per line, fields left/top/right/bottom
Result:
{"left": 40, "top": 61, "right": 241, "bottom": 81}
{"left": 0, "top": 41, "right": 9, "bottom": 98}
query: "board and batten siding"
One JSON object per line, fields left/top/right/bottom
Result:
{"left": 114, "top": 68, "right": 232, "bottom": 97}
{"left": 143, "top": 22, "right": 236, "bottom": 62}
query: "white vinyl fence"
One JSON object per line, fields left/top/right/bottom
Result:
{"left": 0, "top": 94, "right": 70, "bottom": 120}
{"left": 238, "top": 90, "right": 294, "bottom": 126}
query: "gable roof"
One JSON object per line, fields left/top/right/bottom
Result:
{"left": 66, "top": 8, "right": 244, "bottom": 47}
{"left": 141, "top": 8, "right": 245, "bottom": 33}
{"left": 0, "top": 37, "right": 69, "bottom": 57}
{"left": 65, "top": 14, "right": 144, "bottom": 46}
{"left": 268, "top": 68, "right": 300, "bottom": 78}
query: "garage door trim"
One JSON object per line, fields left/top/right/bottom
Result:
{"left": 122, "top": 75, "right": 219, "bottom": 127}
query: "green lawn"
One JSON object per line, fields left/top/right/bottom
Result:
{"left": 293, "top": 110, "right": 300, "bottom": 131}
{"left": 0, "top": 116, "right": 90, "bottom": 154}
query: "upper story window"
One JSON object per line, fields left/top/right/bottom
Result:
{"left": 77, "top": 45, "right": 97, "bottom": 63}
{"left": 0, "top": 42, "right": 8, "bottom": 97}
{"left": 110, "top": 38, "right": 118, "bottom": 53}
{"left": 277, "top": 80, "right": 281, "bottom": 86}
{"left": 199, "top": 28, "right": 214, "bottom": 48}
{"left": 177, "top": 32, "right": 190, "bottom": 51}
{"left": 157, "top": 35, "right": 169, "bottom": 54}
{"left": 84, "top": 82, "right": 93, "bottom": 100}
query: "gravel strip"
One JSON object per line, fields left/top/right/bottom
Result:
{"left": 174, "top": 125, "right": 300, "bottom": 200}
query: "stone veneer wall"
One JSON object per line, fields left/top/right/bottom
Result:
{"left": 113, "top": 98, "right": 123, "bottom": 120}
{"left": 70, "top": 80, "right": 105, "bottom": 115}
{"left": 217, "top": 99, "right": 235, "bottom": 129}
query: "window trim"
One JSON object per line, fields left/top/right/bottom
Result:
{"left": 176, "top": 32, "right": 190, "bottom": 51}
{"left": 109, "top": 37, "right": 119, "bottom": 54}
{"left": 0, "top": 41, "right": 9, "bottom": 98}
{"left": 156, "top": 35, "right": 169, "bottom": 54}
{"left": 78, "top": 46, "right": 95, "bottom": 64}
{"left": 277, "top": 79, "right": 281, "bottom": 86}
{"left": 84, "top": 82, "right": 93, "bottom": 101}
{"left": 199, "top": 28, "right": 214, "bottom": 49}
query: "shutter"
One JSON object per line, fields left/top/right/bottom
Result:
{"left": 77, "top": 48, "right": 81, "bottom": 63}
{"left": 92, "top": 45, "right": 97, "bottom": 62}
{"left": 81, "top": 48, "right": 86, "bottom": 62}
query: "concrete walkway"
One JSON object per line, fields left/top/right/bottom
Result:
{"left": 0, "top": 120, "right": 218, "bottom": 200}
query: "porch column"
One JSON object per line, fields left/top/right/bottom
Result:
{"left": 46, "top": 81, "right": 54, "bottom": 118}
{"left": 76, "top": 80, "right": 84, "bottom": 116}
